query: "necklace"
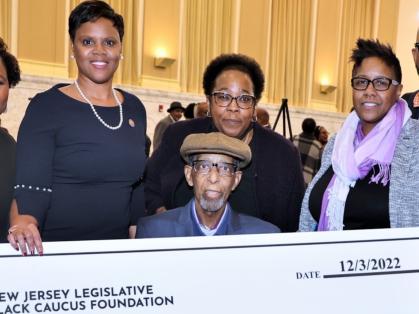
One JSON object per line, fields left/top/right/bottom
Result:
{"left": 74, "top": 80, "right": 123, "bottom": 130}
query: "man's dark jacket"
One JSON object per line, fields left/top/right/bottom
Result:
{"left": 144, "top": 117, "right": 304, "bottom": 232}
{"left": 402, "top": 91, "right": 419, "bottom": 119}
{"left": 136, "top": 199, "right": 280, "bottom": 238}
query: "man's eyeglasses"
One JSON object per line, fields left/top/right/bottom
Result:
{"left": 415, "top": 42, "right": 419, "bottom": 49}
{"left": 351, "top": 77, "right": 399, "bottom": 91}
{"left": 191, "top": 160, "right": 238, "bottom": 177}
{"left": 211, "top": 92, "right": 256, "bottom": 110}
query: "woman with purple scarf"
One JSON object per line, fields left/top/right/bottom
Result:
{"left": 299, "top": 39, "right": 419, "bottom": 231}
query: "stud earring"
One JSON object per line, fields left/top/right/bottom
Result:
{"left": 70, "top": 55, "right": 74, "bottom": 59}
{"left": 120, "top": 54, "right": 124, "bottom": 60}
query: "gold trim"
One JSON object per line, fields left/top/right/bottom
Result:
{"left": 310, "top": 100, "right": 338, "bottom": 112}
{"left": 140, "top": 75, "right": 181, "bottom": 92}
{"left": 19, "top": 59, "right": 69, "bottom": 78}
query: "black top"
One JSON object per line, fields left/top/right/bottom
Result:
{"left": 402, "top": 90, "right": 419, "bottom": 119}
{"left": 0, "top": 128, "right": 15, "bottom": 242}
{"left": 14, "top": 84, "right": 147, "bottom": 241}
{"left": 309, "top": 165, "right": 390, "bottom": 230}
{"left": 228, "top": 145, "right": 258, "bottom": 218}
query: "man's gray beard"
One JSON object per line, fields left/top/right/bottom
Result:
{"left": 199, "top": 196, "right": 225, "bottom": 213}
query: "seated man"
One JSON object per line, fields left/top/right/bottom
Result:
{"left": 136, "top": 132, "right": 280, "bottom": 237}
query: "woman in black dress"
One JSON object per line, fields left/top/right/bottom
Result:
{"left": 8, "top": 1, "right": 146, "bottom": 254}
{"left": 0, "top": 38, "right": 21, "bottom": 242}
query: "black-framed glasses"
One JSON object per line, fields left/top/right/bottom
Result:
{"left": 191, "top": 160, "right": 238, "bottom": 177}
{"left": 415, "top": 42, "right": 419, "bottom": 49}
{"left": 211, "top": 92, "right": 256, "bottom": 109}
{"left": 351, "top": 77, "right": 399, "bottom": 91}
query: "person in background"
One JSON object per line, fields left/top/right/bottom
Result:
{"left": 184, "top": 102, "right": 196, "bottom": 119}
{"left": 255, "top": 107, "right": 271, "bottom": 129}
{"left": 300, "top": 38, "right": 419, "bottom": 232}
{"left": 314, "top": 125, "right": 329, "bottom": 161}
{"left": 194, "top": 101, "right": 209, "bottom": 118}
{"left": 0, "top": 38, "right": 21, "bottom": 243}
{"left": 292, "top": 118, "right": 322, "bottom": 187}
{"left": 152, "top": 101, "right": 185, "bottom": 150}
{"left": 136, "top": 132, "right": 279, "bottom": 238}
{"left": 145, "top": 53, "right": 304, "bottom": 232}
{"left": 8, "top": 0, "right": 147, "bottom": 255}
{"left": 401, "top": 28, "right": 419, "bottom": 119}
{"left": 314, "top": 125, "right": 329, "bottom": 147}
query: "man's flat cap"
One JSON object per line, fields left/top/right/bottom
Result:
{"left": 180, "top": 132, "right": 252, "bottom": 168}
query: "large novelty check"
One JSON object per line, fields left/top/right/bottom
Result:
{"left": 1, "top": 227, "right": 419, "bottom": 314}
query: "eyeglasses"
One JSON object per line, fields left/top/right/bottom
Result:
{"left": 211, "top": 92, "right": 256, "bottom": 109}
{"left": 191, "top": 160, "right": 238, "bottom": 177}
{"left": 351, "top": 77, "right": 399, "bottom": 91}
{"left": 415, "top": 42, "right": 419, "bottom": 49}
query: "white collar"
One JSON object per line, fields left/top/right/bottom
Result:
{"left": 192, "top": 200, "right": 229, "bottom": 236}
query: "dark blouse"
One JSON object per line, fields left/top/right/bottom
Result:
{"left": 309, "top": 165, "right": 390, "bottom": 230}
{"left": 0, "top": 128, "right": 16, "bottom": 242}
{"left": 14, "top": 84, "right": 147, "bottom": 241}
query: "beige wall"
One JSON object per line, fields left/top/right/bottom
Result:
{"left": 238, "top": 0, "right": 270, "bottom": 72}
{"left": 395, "top": 0, "right": 419, "bottom": 94}
{"left": 0, "top": 0, "right": 12, "bottom": 45}
{"left": 0, "top": 0, "right": 418, "bottom": 115}
{"left": 311, "top": 0, "right": 341, "bottom": 111}
{"left": 17, "top": 0, "right": 68, "bottom": 77}
{"left": 142, "top": 0, "right": 180, "bottom": 84}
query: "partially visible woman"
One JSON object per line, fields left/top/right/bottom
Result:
{"left": 0, "top": 38, "right": 20, "bottom": 242}
{"left": 145, "top": 54, "right": 304, "bottom": 232}
{"left": 314, "top": 125, "right": 328, "bottom": 147}
{"left": 314, "top": 125, "right": 328, "bottom": 159}
{"left": 8, "top": 0, "right": 146, "bottom": 254}
{"left": 300, "top": 39, "right": 419, "bottom": 231}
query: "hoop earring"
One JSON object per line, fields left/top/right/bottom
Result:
{"left": 252, "top": 115, "right": 257, "bottom": 122}
{"left": 207, "top": 110, "right": 212, "bottom": 117}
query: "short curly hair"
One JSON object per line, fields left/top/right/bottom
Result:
{"left": 202, "top": 54, "right": 265, "bottom": 101}
{"left": 0, "top": 38, "right": 21, "bottom": 88}
{"left": 69, "top": 0, "right": 124, "bottom": 42}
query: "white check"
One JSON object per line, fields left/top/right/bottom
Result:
{"left": 1, "top": 227, "right": 419, "bottom": 314}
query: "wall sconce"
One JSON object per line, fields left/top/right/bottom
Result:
{"left": 320, "top": 83, "right": 337, "bottom": 94}
{"left": 154, "top": 57, "right": 175, "bottom": 68}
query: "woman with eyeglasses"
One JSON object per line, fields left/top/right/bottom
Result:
{"left": 299, "top": 39, "right": 419, "bottom": 232}
{"left": 8, "top": 1, "right": 147, "bottom": 255}
{"left": 145, "top": 54, "right": 305, "bottom": 232}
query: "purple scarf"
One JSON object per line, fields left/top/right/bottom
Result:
{"left": 318, "top": 99, "right": 410, "bottom": 231}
